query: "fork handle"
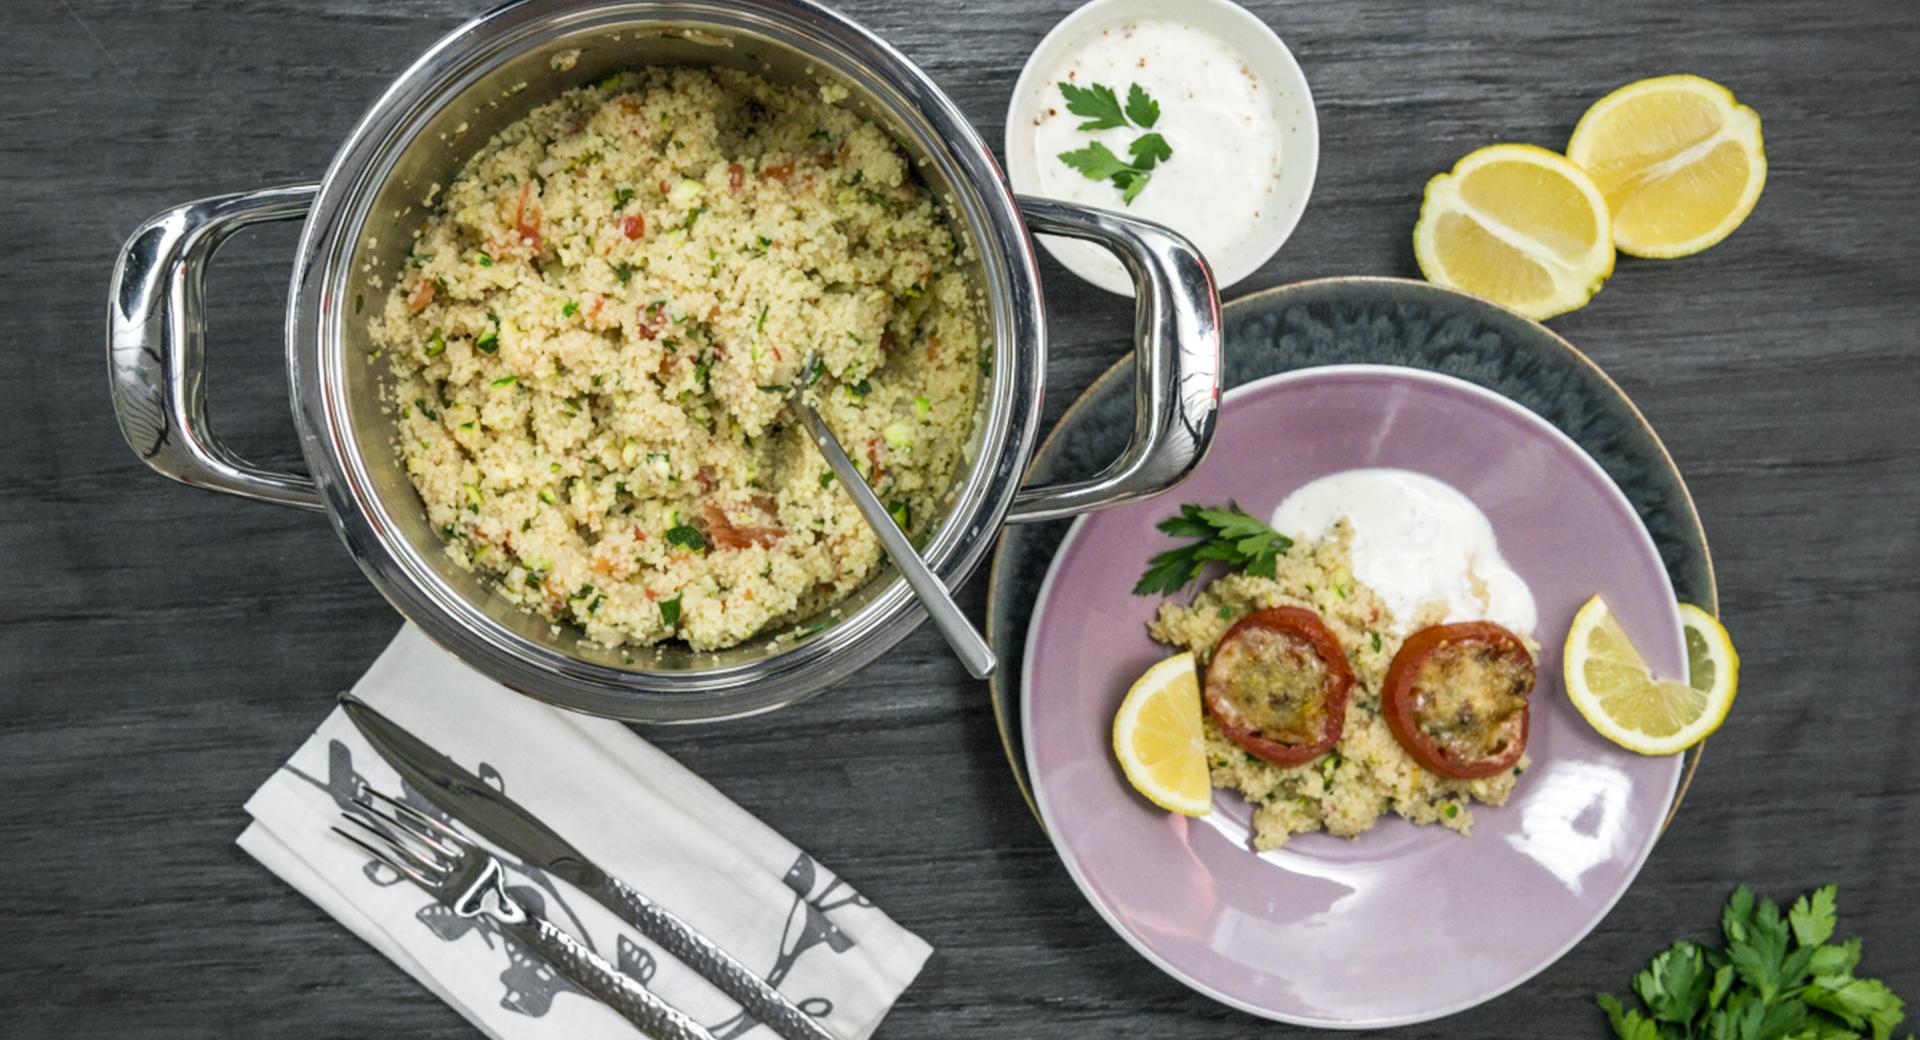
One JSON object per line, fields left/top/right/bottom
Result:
{"left": 501, "top": 915, "right": 717, "bottom": 1040}
{"left": 601, "top": 877, "right": 837, "bottom": 1040}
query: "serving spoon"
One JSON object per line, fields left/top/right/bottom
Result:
{"left": 791, "top": 364, "right": 996, "bottom": 679}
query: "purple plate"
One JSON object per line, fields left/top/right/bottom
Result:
{"left": 1021, "top": 365, "right": 1685, "bottom": 1027}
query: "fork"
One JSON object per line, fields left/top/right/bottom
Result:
{"left": 333, "top": 786, "right": 717, "bottom": 1040}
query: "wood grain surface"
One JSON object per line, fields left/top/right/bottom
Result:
{"left": 2, "top": 1, "right": 1915, "bottom": 1036}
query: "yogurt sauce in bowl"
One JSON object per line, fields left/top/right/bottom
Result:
{"left": 1006, "top": 0, "right": 1318, "bottom": 295}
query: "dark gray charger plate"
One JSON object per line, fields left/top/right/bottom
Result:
{"left": 985, "top": 276, "right": 1716, "bottom": 828}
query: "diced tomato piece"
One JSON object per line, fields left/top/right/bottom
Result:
{"left": 637, "top": 305, "right": 666, "bottom": 340}
{"left": 699, "top": 503, "right": 781, "bottom": 549}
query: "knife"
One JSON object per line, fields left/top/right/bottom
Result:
{"left": 340, "top": 695, "right": 838, "bottom": 1040}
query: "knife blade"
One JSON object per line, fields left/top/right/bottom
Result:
{"left": 341, "top": 694, "right": 837, "bottom": 1040}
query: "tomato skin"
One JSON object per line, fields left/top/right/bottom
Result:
{"left": 513, "top": 181, "right": 542, "bottom": 251}
{"left": 1203, "top": 607, "right": 1355, "bottom": 766}
{"left": 1382, "top": 621, "right": 1534, "bottom": 780}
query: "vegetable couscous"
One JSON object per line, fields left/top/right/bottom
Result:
{"left": 375, "top": 67, "right": 982, "bottom": 651}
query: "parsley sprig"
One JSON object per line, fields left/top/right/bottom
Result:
{"left": 1055, "top": 81, "right": 1173, "bottom": 205}
{"left": 1132, "top": 503, "right": 1292, "bottom": 596}
{"left": 1598, "top": 884, "right": 1909, "bottom": 1040}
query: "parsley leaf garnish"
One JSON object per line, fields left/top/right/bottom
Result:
{"left": 1058, "top": 81, "right": 1128, "bottom": 130}
{"left": 1124, "top": 83, "right": 1160, "bottom": 128}
{"left": 1057, "top": 141, "right": 1134, "bottom": 182}
{"left": 1113, "top": 168, "right": 1152, "bottom": 205}
{"left": 1598, "top": 885, "right": 1910, "bottom": 1040}
{"left": 1129, "top": 132, "right": 1172, "bottom": 170}
{"left": 1132, "top": 503, "right": 1292, "bottom": 596}
{"left": 1053, "top": 81, "right": 1174, "bottom": 207}
{"left": 659, "top": 594, "right": 682, "bottom": 628}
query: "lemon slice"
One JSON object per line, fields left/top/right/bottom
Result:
{"left": 1676, "top": 603, "right": 1739, "bottom": 706}
{"left": 1566, "top": 75, "right": 1766, "bottom": 258}
{"left": 1413, "top": 143, "right": 1616, "bottom": 320}
{"left": 1112, "top": 652, "right": 1212, "bottom": 816}
{"left": 1563, "top": 596, "right": 1738, "bottom": 754}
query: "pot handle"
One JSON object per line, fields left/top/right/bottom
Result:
{"left": 1005, "top": 197, "right": 1221, "bottom": 523}
{"left": 107, "top": 184, "right": 326, "bottom": 511}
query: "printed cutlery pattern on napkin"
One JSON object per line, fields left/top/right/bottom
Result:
{"left": 239, "top": 626, "right": 930, "bottom": 1040}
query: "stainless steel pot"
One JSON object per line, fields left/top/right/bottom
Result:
{"left": 108, "top": 0, "right": 1220, "bottom": 722}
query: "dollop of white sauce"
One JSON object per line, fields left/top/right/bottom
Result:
{"left": 1027, "top": 19, "right": 1282, "bottom": 282}
{"left": 1271, "top": 468, "right": 1537, "bottom": 636}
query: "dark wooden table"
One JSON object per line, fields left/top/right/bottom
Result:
{"left": 4, "top": 1, "right": 1916, "bottom": 1036}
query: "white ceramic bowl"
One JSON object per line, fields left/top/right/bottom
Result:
{"left": 1005, "top": 0, "right": 1319, "bottom": 295}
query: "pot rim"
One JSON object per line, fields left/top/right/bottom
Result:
{"left": 284, "top": 0, "right": 1049, "bottom": 721}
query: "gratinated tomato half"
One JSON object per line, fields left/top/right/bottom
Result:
{"left": 1203, "top": 607, "right": 1355, "bottom": 766}
{"left": 1383, "top": 621, "right": 1535, "bottom": 779}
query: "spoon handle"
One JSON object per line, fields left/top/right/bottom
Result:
{"left": 796, "top": 401, "right": 996, "bottom": 679}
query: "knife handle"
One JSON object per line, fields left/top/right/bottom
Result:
{"left": 604, "top": 877, "right": 838, "bottom": 1040}
{"left": 500, "top": 913, "right": 718, "bottom": 1040}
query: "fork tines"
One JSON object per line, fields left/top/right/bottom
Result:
{"left": 331, "top": 785, "right": 474, "bottom": 887}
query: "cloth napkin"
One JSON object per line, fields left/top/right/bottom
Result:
{"left": 238, "top": 625, "right": 931, "bottom": 1040}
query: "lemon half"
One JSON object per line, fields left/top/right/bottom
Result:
{"left": 1414, "top": 144, "right": 1617, "bottom": 320}
{"left": 1563, "top": 596, "right": 1738, "bottom": 755}
{"left": 1112, "top": 652, "right": 1212, "bottom": 816}
{"left": 1567, "top": 75, "right": 1766, "bottom": 258}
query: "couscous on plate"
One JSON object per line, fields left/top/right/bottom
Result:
{"left": 1148, "top": 523, "right": 1533, "bottom": 850}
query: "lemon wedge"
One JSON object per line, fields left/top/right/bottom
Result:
{"left": 1414, "top": 144, "right": 1616, "bottom": 320}
{"left": 1112, "top": 652, "right": 1212, "bottom": 816}
{"left": 1563, "top": 596, "right": 1738, "bottom": 755}
{"left": 1566, "top": 75, "right": 1766, "bottom": 258}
